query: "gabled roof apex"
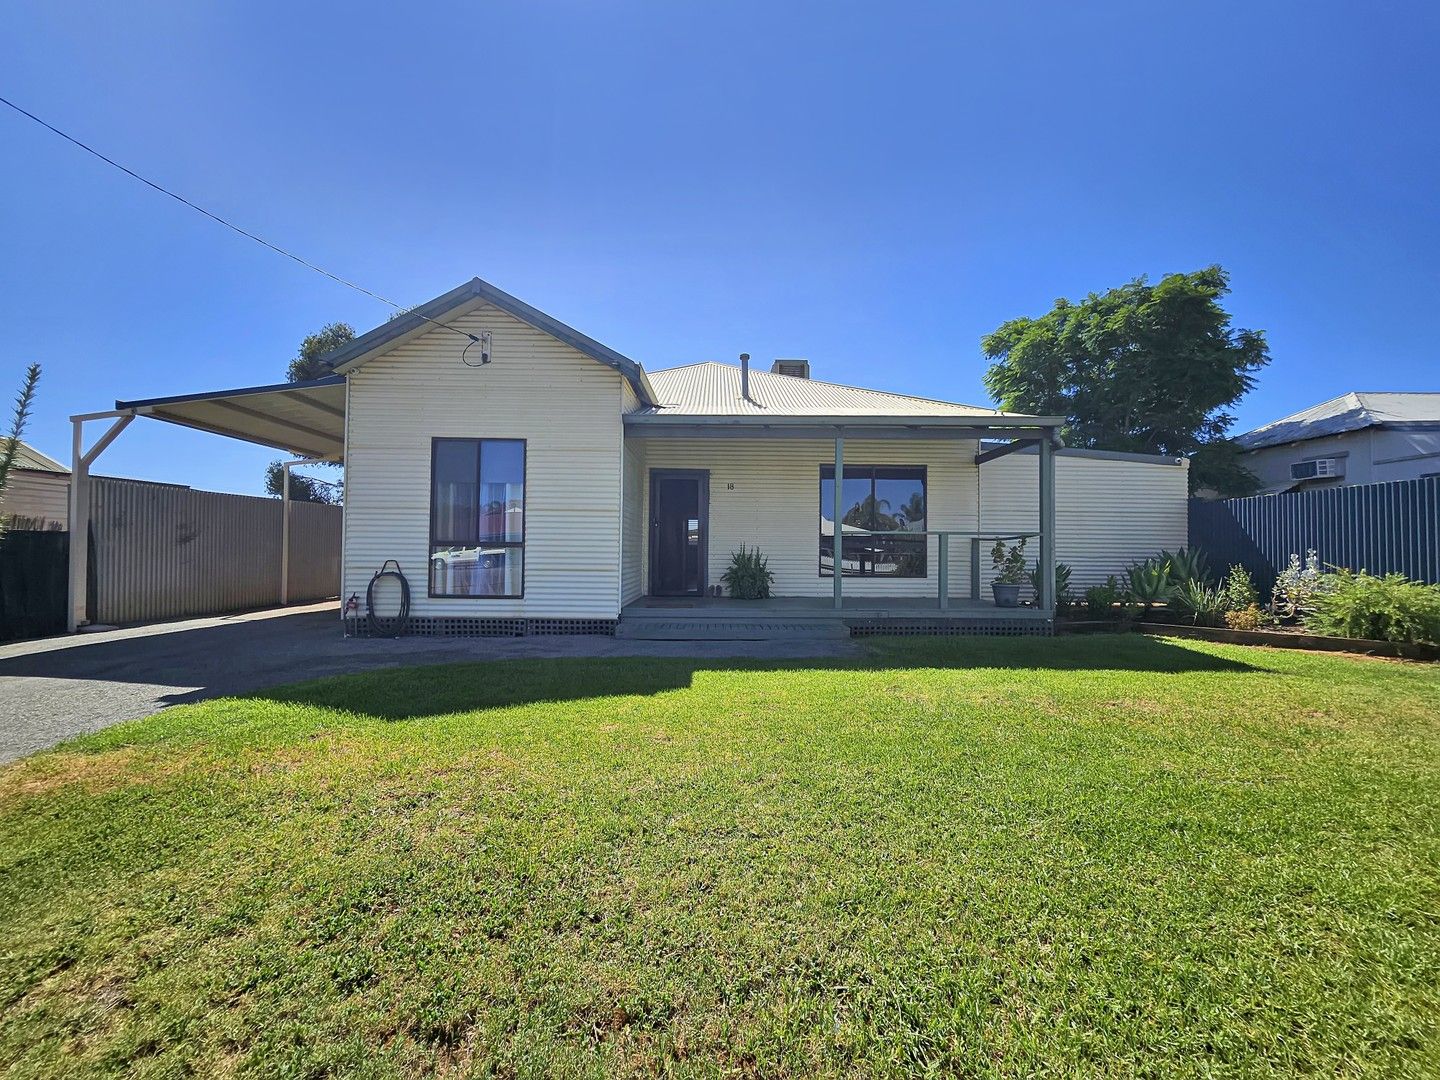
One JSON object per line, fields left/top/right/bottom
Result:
{"left": 322, "top": 277, "right": 656, "bottom": 405}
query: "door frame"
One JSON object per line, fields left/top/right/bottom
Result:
{"left": 648, "top": 468, "right": 710, "bottom": 596}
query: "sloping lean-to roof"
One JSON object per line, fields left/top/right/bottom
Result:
{"left": 115, "top": 375, "right": 347, "bottom": 460}
{"left": 321, "top": 277, "right": 657, "bottom": 406}
{"left": 1236, "top": 392, "right": 1440, "bottom": 451}
{"left": 639, "top": 361, "right": 1040, "bottom": 421}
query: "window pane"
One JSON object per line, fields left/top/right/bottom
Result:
{"left": 479, "top": 440, "right": 524, "bottom": 544}
{"left": 875, "top": 472, "right": 925, "bottom": 532}
{"left": 429, "top": 545, "right": 523, "bottom": 597}
{"left": 819, "top": 465, "right": 926, "bottom": 577}
{"left": 432, "top": 440, "right": 478, "bottom": 544}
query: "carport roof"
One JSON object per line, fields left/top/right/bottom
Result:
{"left": 115, "top": 374, "right": 346, "bottom": 460}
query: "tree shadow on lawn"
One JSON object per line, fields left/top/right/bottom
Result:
{"left": 253, "top": 634, "right": 1262, "bottom": 722}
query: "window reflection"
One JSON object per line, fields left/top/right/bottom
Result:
{"left": 819, "top": 466, "right": 926, "bottom": 577}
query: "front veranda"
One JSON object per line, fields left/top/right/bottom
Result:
{"left": 622, "top": 414, "right": 1061, "bottom": 634}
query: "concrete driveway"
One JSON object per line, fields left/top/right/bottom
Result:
{"left": 0, "top": 603, "right": 858, "bottom": 763}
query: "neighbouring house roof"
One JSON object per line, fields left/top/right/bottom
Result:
{"left": 1236, "top": 392, "right": 1440, "bottom": 451}
{"left": 6, "top": 440, "right": 68, "bottom": 473}
{"left": 321, "top": 277, "right": 658, "bottom": 406}
{"left": 639, "top": 362, "right": 1040, "bottom": 422}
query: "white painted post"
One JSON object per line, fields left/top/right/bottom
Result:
{"left": 280, "top": 462, "right": 292, "bottom": 605}
{"left": 833, "top": 432, "right": 844, "bottom": 610}
{"left": 66, "top": 419, "right": 86, "bottom": 633}
{"left": 1039, "top": 436, "right": 1057, "bottom": 612}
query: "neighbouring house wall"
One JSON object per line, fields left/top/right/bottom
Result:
{"left": 979, "top": 452, "right": 1190, "bottom": 590}
{"left": 1, "top": 469, "right": 69, "bottom": 528}
{"left": 1371, "top": 429, "right": 1440, "bottom": 482}
{"left": 631, "top": 436, "right": 981, "bottom": 599}
{"left": 1240, "top": 430, "right": 1378, "bottom": 492}
{"left": 344, "top": 302, "right": 627, "bottom": 619}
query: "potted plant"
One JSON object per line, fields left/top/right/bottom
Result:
{"left": 720, "top": 544, "right": 774, "bottom": 600}
{"left": 990, "top": 538, "right": 1027, "bottom": 607}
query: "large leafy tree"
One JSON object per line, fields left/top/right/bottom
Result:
{"left": 286, "top": 322, "right": 355, "bottom": 382}
{"left": 265, "top": 322, "right": 355, "bottom": 501}
{"left": 981, "top": 267, "right": 1269, "bottom": 495}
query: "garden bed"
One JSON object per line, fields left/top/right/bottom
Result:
{"left": 1136, "top": 619, "right": 1440, "bottom": 661}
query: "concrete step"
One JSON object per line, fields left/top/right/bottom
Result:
{"left": 616, "top": 618, "right": 850, "bottom": 641}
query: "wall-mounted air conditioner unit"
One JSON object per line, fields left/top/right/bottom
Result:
{"left": 1290, "top": 457, "right": 1343, "bottom": 480}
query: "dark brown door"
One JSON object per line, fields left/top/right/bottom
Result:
{"left": 649, "top": 471, "right": 707, "bottom": 596}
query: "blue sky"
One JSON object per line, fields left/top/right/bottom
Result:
{"left": 3, "top": 1, "right": 1437, "bottom": 494}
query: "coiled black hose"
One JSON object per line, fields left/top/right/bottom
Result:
{"left": 366, "top": 560, "right": 411, "bottom": 637}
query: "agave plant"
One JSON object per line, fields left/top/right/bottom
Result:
{"left": 1158, "top": 546, "right": 1210, "bottom": 587}
{"left": 1126, "top": 559, "right": 1175, "bottom": 609}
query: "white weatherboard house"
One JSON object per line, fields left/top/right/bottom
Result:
{"left": 72, "top": 278, "right": 1188, "bottom": 637}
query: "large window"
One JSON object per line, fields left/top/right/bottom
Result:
{"left": 819, "top": 465, "right": 926, "bottom": 577}
{"left": 430, "top": 438, "right": 525, "bottom": 597}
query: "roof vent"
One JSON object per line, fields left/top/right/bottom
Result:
{"left": 771, "top": 358, "right": 810, "bottom": 379}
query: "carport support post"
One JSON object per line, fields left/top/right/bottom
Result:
{"left": 279, "top": 458, "right": 325, "bottom": 605}
{"left": 833, "top": 432, "right": 844, "bottom": 610}
{"left": 66, "top": 410, "right": 136, "bottom": 633}
{"left": 1038, "top": 435, "right": 1057, "bottom": 612}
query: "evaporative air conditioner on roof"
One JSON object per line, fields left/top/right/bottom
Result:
{"left": 1290, "top": 457, "right": 1343, "bottom": 481}
{"left": 770, "top": 358, "right": 810, "bottom": 378}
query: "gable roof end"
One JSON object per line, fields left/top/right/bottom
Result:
{"left": 322, "top": 277, "right": 657, "bottom": 405}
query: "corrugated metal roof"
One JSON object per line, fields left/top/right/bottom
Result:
{"left": 642, "top": 362, "right": 1021, "bottom": 418}
{"left": 7, "top": 440, "right": 67, "bottom": 473}
{"left": 1236, "top": 392, "right": 1440, "bottom": 450}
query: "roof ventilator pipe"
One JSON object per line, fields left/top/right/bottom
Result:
{"left": 740, "top": 352, "right": 751, "bottom": 402}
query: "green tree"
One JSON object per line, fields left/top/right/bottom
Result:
{"left": 981, "top": 267, "right": 1269, "bottom": 495}
{"left": 286, "top": 322, "right": 355, "bottom": 382}
{"left": 263, "top": 461, "right": 340, "bottom": 504}
{"left": 0, "top": 364, "right": 41, "bottom": 537}
{"left": 264, "top": 322, "right": 354, "bottom": 498}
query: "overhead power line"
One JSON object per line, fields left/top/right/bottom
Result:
{"left": 0, "top": 93, "right": 477, "bottom": 346}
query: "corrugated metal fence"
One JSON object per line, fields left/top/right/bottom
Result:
{"left": 89, "top": 477, "right": 341, "bottom": 624}
{"left": 1189, "top": 476, "right": 1440, "bottom": 595}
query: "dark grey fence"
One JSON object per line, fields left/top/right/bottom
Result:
{"left": 1189, "top": 477, "right": 1440, "bottom": 594}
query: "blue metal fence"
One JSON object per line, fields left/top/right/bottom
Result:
{"left": 1189, "top": 476, "right": 1440, "bottom": 594}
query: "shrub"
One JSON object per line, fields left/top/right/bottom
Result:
{"left": 990, "top": 538, "right": 1028, "bottom": 585}
{"left": 1173, "top": 579, "right": 1225, "bottom": 626}
{"left": 1305, "top": 571, "right": 1440, "bottom": 644}
{"left": 1219, "top": 565, "right": 1259, "bottom": 612}
{"left": 1224, "top": 605, "right": 1265, "bottom": 631}
{"left": 1271, "top": 550, "right": 1328, "bottom": 621}
{"left": 721, "top": 545, "right": 774, "bottom": 600}
{"left": 1029, "top": 560, "right": 1073, "bottom": 607}
{"left": 1084, "top": 576, "right": 1123, "bottom": 619}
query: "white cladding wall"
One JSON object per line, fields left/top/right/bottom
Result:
{"left": 1, "top": 470, "right": 70, "bottom": 528}
{"left": 632, "top": 436, "right": 981, "bottom": 598}
{"left": 343, "top": 302, "right": 627, "bottom": 618}
{"left": 621, "top": 439, "right": 646, "bottom": 605}
{"left": 979, "top": 452, "right": 1189, "bottom": 590}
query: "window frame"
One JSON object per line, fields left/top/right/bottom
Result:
{"left": 428, "top": 436, "right": 527, "bottom": 600}
{"left": 817, "top": 463, "right": 928, "bottom": 579}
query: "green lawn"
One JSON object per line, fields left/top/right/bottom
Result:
{"left": 2, "top": 636, "right": 1438, "bottom": 1078}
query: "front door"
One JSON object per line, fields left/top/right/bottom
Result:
{"left": 649, "top": 470, "right": 708, "bottom": 596}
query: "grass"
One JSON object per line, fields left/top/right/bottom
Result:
{"left": 1, "top": 635, "right": 1438, "bottom": 1078}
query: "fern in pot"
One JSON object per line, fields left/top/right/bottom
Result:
{"left": 721, "top": 545, "right": 774, "bottom": 600}
{"left": 990, "top": 538, "right": 1027, "bottom": 608}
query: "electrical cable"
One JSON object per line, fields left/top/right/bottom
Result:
{"left": 366, "top": 560, "right": 411, "bottom": 638}
{"left": 0, "top": 93, "right": 481, "bottom": 348}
